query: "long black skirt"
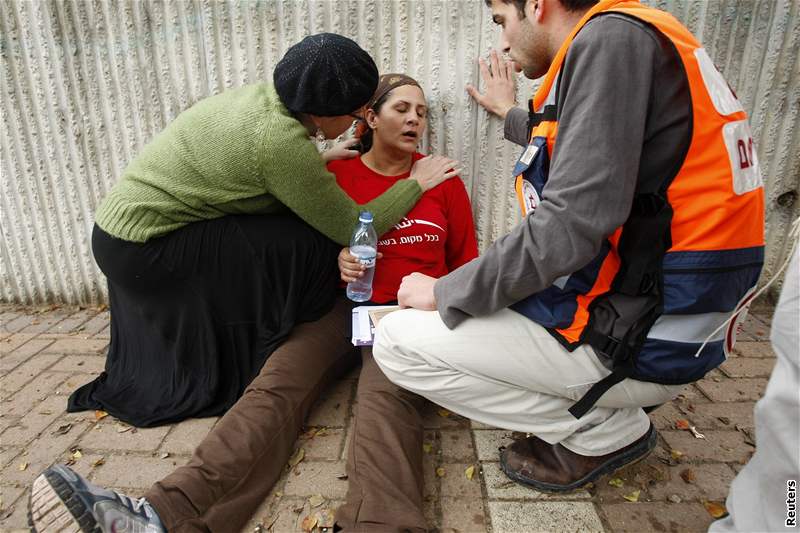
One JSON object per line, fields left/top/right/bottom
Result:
{"left": 67, "top": 215, "right": 340, "bottom": 427}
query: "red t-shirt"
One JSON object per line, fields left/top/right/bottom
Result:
{"left": 328, "top": 153, "right": 479, "bottom": 303}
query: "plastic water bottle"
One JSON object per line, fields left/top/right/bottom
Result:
{"left": 346, "top": 211, "right": 377, "bottom": 302}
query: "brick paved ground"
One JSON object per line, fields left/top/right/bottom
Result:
{"left": 0, "top": 304, "right": 775, "bottom": 532}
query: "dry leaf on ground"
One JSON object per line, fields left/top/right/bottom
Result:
{"left": 94, "top": 410, "right": 109, "bottom": 421}
{"left": 675, "top": 419, "right": 690, "bottom": 430}
{"left": 422, "top": 443, "right": 433, "bottom": 454}
{"left": 316, "top": 508, "right": 335, "bottom": 528}
{"left": 18, "top": 462, "right": 28, "bottom": 471}
{"left": 465, "top": 465, "right": 475, "bottom": 480}
{"left": 670, "top": 449, "right": 684, "bottom": 460}
{"left": 608, "top": 478, "right": 624, "bottom": 488}
{"left": 116, "top": 423, "right": 132, "bottom": 433}
{"left": 680, "top": 468, "right": 696, "bottom": 483}
{"left": 623, "top": 490, "right": 640, "bottom": 502}
{"left": 437, "top": 409, "right": 451, "bottom": 418}
{"left": 300, "top": 514, "right": 318, "bottom": 532}
{"left": 308, "top": 495, "right": 325, "bottom": 508}
{"left": 703, "top": 500, "right": 728, "bottom": 518}
{"left": 52, "top": 423, "right": 73, "bottom": 436}
{"left": 435, "top": 467, "right": 446, "bottom": 478}
{"left": 92, "top": 458, "right": 105, "bottom": 467}
{"left": 288, "top": 448, "right": 305, "bottom": 469}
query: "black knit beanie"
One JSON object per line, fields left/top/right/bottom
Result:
{"left": 274, "top": 33, "right": 379, "bottom": 116}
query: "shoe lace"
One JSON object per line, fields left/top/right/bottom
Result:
{"left": 112, "top": 491, "right": 156, "bottom": 520}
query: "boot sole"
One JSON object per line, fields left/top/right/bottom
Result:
{"left": 28, "top": 469, "right": 100, "bottom": 533}
{"left": 500, "top": 425, "right": 658, "bottom": 494}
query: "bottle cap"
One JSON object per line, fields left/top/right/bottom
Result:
{"left": 358, "top": 211, "right": 373, "bottom": 223}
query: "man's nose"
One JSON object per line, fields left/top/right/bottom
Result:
{"left": 499, "top": 34, "right": 511, "bottom": 54}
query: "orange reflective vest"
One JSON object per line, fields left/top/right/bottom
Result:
{"left": 510, "top": 0, "right": 765, "bottom": 417}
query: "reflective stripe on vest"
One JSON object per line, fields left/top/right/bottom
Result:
{"left": 510, "top": 0, "right": 765, "bottom": 393}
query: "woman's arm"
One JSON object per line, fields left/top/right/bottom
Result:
{"left": 261, "top": 114, "right": 422, "bottom": 245}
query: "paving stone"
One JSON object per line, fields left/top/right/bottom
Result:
{"left": 423, "top": 451, "right": 438, "bottom": 499}
{"left": 681, "top": 402, "right": 755, "bottom": 432}
{"left": 674, "top": 384, "right": 711, "bottom": 404}
{"left": 421, "top": 401, "right": 471, "bottom": 429}
{"left": 593, "top": 455, "right": 670, "bottom": 504}
{"left": 0, "top": 395, "right": 69, "bottom": 446}
{"left": 94, "top": 325, "right": 111, "bottom": 339}
{"left": 64, "top": 451, "right": 108, "bottom": 481}
{"left": 90, "top": 454, "right": 177, "bottom": 489}
{"left": 306, "top": 380, "right": 354, "bottom": 428}
{"left": 647, "top": 463, "right": 737, "bottom": 502}
{"left": 472, "top": 430, "right": 514, "bottom": 461}
{"left": 0, "top": 420, "right": 92, "bottom": 487}
{"left": 470, "top": 419, "right": 500, "bottom": 430}
{"left": 661, "top": 430, "right": 753, "bottom": 464}
{"left": 2, "top": 314, "right": 39, "bottom": 334}
{"left": 239, "top": 483, "right": 287, "bottom": 532}
{"left": 16, "top": 310, "right": 72, "bottom": 335}
{"left": 439, "top": 462, "right": 482, "bottom": 499}
{"left": 159, "top": 417, "right": 218, "bottom": 456}
{"left": 41, "top": 337, "right": 108, "bottom": 355}
{"left": 601, "top": 502, "right": 713, "bottom": 532}
{"left": 0, "top": 447, "right": 24, "bottom": 470}
{"left": 481, "top": 461, "right": 591, "bottom": 501}
{"left": 79, "top": 420, "right": 170, "bottom": 452}
{"left": 441, "top": 496, "right": 488, "bottom": 533}
{"left": 0, "top": 485, "right": 27, "bottom": 529}
{"left": 49, "top": 354, "right": 106, "bottom": 374}
{"left": 488, "top": 501, "right": 603, "bottom": 532}
{"left": 719, "top": 357, "right": 775, "bottom": 378}
{"left": 729, "top": 341, "right": 775, "bottom": 358}
{"left": 735, "top": 314, "right": 771, "bottom": 341}
{"left": 648, "top": 402, "right": 689, "bottom": 430}
{"left": 2, "top": 372, "right": 72, "bottom": 417}
{"left": 695, "top": 377, "right": 768, "bottom": 402}
{"left": 254, "top": 496, "right": 339, "bottom": 533}
{"left": 439, "top": 429, "right": 476, "bottom": 462}
{"left": 0, "top": 353, "right": 62, "bottom": 397}
{"left": 44, "top": 310, "right": 97, "bottom": 335}
{"left": 340, "top": 416, "right": 354, "bottom": 460}
{"left": 283, "top": 461, "right": 348, "bottom": 499}
{"left": 79, "top": 312, "right": 111, "bottom": 336}
{"left": 0, "top": 333, "right": 38, "bottom": 356}
{"left": 297, "top": 428, "right": 345, "bottom": 461}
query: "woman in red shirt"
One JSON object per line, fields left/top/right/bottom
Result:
{"left": 328, "top": 74, "right": 479, "bottom": 531}
{"left": 329, "top": 74, "right": 478, "bottom": 302}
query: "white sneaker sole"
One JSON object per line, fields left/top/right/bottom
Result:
{"left": 28, "top": 471, "right": 97, "bottom": 533}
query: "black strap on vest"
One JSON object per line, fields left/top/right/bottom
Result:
{"left": 528, "top": 104, "right": 558, "bottom": 131}
{"left": 569, "top": 189, "right": 676, "bottom": 419}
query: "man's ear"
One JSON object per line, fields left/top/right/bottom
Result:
{"left": 528, "top": 0, "right": 544, "bottom": 22}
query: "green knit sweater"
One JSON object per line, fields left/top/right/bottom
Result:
{"left": 94, "top": 84, "right": 422, "bottom": 245}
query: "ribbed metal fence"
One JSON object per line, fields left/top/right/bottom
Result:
{"left": 1, "top": 0, "right": 798, "bottom": 304}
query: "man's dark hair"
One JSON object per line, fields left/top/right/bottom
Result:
{"left": 484, "top": 0, "right": 599, "bottom": 17}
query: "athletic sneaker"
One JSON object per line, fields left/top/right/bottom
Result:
{"left": 28, "top": 464, "right": 165, "bottom": 532}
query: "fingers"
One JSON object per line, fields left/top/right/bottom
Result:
{"left": 506, "top": 58, "right": 516, "bottom": 80}
{"left": 478, "top": 56, "right": 491, "bottom": 82}
{"left": 490, "top": 49, "right": 502, "bottom": 80}
{"left": 442, "top": 168, "right": 460, "bottom": 180}
{"left": 341, "top": 137, "right": 360, "bottom": 148}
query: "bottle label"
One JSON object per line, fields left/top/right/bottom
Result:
{"left": 358, "top": 256, "right": 376, "bottom": 268}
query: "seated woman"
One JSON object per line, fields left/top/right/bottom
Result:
{"left": 330, "top": 74, "right": 479, "bottom": 532}
{"left": 29, "top": 39, "right": 460, "bottom": 532}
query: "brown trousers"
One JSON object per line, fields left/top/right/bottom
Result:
{"left": 145, "top": 297, "right": 427, "bottom": 532}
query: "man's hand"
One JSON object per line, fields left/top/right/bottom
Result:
{"left": 466, "top": 49, "right": 517, "bottom": 119}
{"left": 397, "top": 273, "right": 438, "bottom": 311}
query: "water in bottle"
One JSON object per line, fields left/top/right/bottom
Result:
{"left": 346, "top": 211, "right": 378, "bottom": 302}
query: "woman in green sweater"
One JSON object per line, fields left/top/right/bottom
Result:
{"left": 66, "top": 33, "right": 458, "bottom": 427}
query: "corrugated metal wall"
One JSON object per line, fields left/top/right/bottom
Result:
{"left": 1, "top": 0, "right": 798, "bottom": 305}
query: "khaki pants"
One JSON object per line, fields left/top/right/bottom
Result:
{"left": 374, "top": 307, "right": 685, "bottom": 456}
{"left": 145, "top": 297, "right": 429, "bottom": 532}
